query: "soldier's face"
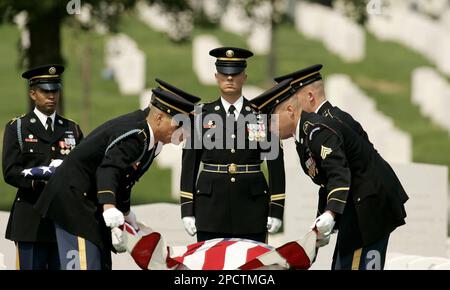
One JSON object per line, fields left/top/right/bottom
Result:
{"left": 30, "top": 87, "right": 59, "bottom": 115}
{"left": 215, "top": 72, "right": 247, "bottom": 95}
{"left": 272, "top": 104, "right": 297, "bottom": 140}
{"left": 156, "top": 113, "right": 184, "bottom": 145}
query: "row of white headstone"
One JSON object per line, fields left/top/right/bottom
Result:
{"left": 105, "top": 33, "right": 146, "bottom": 95}
{"left": 294, "top": 1, "right": 365, "bottom": 63}
{"left": 411, "top": 67, "right": 450, "bottom": 133}
{"left": 367, "top": 6, "right": 450, "bottom": 76}
{"left": 325, "top": 74, "right": 412, "bottom": 163}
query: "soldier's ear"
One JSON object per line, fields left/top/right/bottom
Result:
{"left": 29, "top": 88, "right": 37, "bottom": 101}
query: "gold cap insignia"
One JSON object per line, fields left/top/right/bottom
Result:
{"left": 49, "top": 67, "right": 56, "bottom": 75}
{"left": 226, "top": 50, "right": 234, "bottom": 58}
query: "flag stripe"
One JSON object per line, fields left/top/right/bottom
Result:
{"left": 202, "top": 240, "right": 237, "bottom": 270}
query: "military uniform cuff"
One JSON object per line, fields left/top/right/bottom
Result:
{"left": 326, "top": 199, "right": 346, "bottom": 215}
{"left": 269, "top": 203, "right": 284, "bottom": 220}
{"left": 97, "top": 190, "right": 116, "bottom": 205}
{"left": 181, "top": 202, "right": 194, "bottom": 217}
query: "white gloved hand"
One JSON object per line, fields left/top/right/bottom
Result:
{"left": 103, "top": 207, "right": 125, "bottom": 228}
{"left": 316, "top": 232, "right": 331, "bottom": 248}
{"left": 124, "top": 210, "right": 139, "bottom": 231}
{"left": 111, "top": 227, "right": 127, "bottom": 253}
{"left": 49, "top": 159, "right": 63, "bottom": 168}
{"left": 182, "top": 216, "right": 197, "bottom": 236}
{"left": 267, "top": 217, "right": 282, "bottom": 234}
{"left": 311, "top": 211, "right": 335, "bottom": 236}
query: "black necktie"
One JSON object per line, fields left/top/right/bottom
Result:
{"left": 46, "top": 117, "right": 53, "bottom": 135}
{"left": 228, "top": 105, "right": 236, "bottom": 119}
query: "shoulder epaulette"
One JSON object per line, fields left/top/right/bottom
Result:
{"left": 9, "top": 114, "right": 25, "bottom": 125}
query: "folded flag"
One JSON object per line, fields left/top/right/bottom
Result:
{"left": 21, "top": 166, "right": 57, "bottom": 181}
{"left": 120, "top": 222, "right": 317, "bottom": 270}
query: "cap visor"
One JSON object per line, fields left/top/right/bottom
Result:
{"left": 216, "top": 66, "right": 245, "bottom": 75}
{"left": 36, "top": 83, "right": 61, "bottom": 91}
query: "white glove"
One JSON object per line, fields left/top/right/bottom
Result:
{"left": 103, "top": 207, "right": 124, "bottom": 228}
{"left": 111, "top": 227, "right": 127, "bottom": 253}
{"left": 182, "top": 216, "right": 197, "bottom": 236}
{"left": 316, "top": 233, "right": 331, "bottom": 248}
{"left": 311, "top": 211, "right": 335, "bottom": 236}
{"left": 124, "top": 210, "right": 139, "bottom": 231}
{"left": 267, "top": 217, "right": 282, "bottom": 234}
{"left": 49, "top": 159, "right": 63, "bottom": 168}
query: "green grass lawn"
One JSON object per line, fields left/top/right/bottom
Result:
{"left": 1, "top": 12, "right": 449, "bottom": 211}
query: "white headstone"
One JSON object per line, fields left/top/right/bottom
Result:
{"left": 105, "top": 34, "right": 146, "bottom": 95}
{"left": 139, "top": 89, "right": 153, "bottom": 110}
{"left": 368, "top": 7, "right": 450, "bottom": 76}
{"left": 295, "top": 2, "right": 365, "bottom": 62}
{"left": 411, "top": 67, "right": 450, "bottom": 132}
{"left": 220, "top": 0, "right": 251, "bottom": 36}
{"left": 325, "top": 74, "right": 412, "bottom": 163}
{"left": 192, "top": 35, "right": 222, "bottom": 85}
{"left": 242, "top": 85, "right": 265, "bottom": 100}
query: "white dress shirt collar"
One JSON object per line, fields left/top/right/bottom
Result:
{"left": 314, "top": 100, "right": 328, "bottom": 114}
{"left": 294, "top": 118, "right": 301, "bottom": 143}
{"left": 147, "top": 122, "right": 163, "bottom": 154}
{"left": 221, "top": 96, "right": 244, "bottom": 120}
{"left": 33, "top": 107, "right": 56, "bottom": 130}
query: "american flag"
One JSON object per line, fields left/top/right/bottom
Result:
{"left": 120, "top": 222, "right": 316, "bottom": 270}
{"left": 21, "top": 166, "right": 57, "bottom": 181}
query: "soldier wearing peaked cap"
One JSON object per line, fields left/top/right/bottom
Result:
{"left": 34, "top": 85, "right": 197, "bottom": 270}
{"left": 180, "top": 47, "right": 286, "bottom": 243}
{"left": 2, "top": 64, "right": 83, "bottom": 270}
{"left": 251, "top": 78, "right": 408, "bottom": 270}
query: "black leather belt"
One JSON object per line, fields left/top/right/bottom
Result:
{"left": 203, "top": 163, "right": 261, "bottom": 174}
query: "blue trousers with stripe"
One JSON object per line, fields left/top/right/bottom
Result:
{"left": 54, "top": 223, "right": 103, "bottom": 270}
{"left": 332, "top": 235, "right": 390, "bottom": 270}
{"left": 16, "top": 241, "right": 60, "bottom": 270}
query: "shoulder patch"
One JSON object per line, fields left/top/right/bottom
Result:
{"left": 9, "top": 114, "right": 25, "bottom": 125}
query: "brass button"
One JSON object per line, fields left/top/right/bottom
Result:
{"left": 231, "top": 134, "right": 236, "bottom": 139}
{"left": 231, "top": 149, "right": 235, "bottom": 153}
{"left": 51, "top": 146, "right": 55, "bottom": 151}
{"left": 17, "top": 197, "right": 21, "bottom": 201}
{"left": 197, "top": 190, "right": 200, "bottom": 193}
{"left": 126, "top": 174, "right": 130, "bottom": 178}
{"left": 83, "top": 192, "right": 87, "bottom": 197}
{"left": 29, "top": 149, "right": 33, "bottom": 153}
{"left": 231, "top": 177, "right": 236, "bottom": 182}
{"left": 357, "top": 197, "right": 361, "bottom": 202}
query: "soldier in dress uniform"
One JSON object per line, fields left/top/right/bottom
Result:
{"left": 33, "top": 85, "right": 196, "bottom": 270}
{"left": 180, "top": 47, "right": 286, "bottom": 243}
{"left": 251, "top": 77, "right": 408, "bottom": 270}
{"left": 2, "top": 64, "right": 83, "bottom": 270}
